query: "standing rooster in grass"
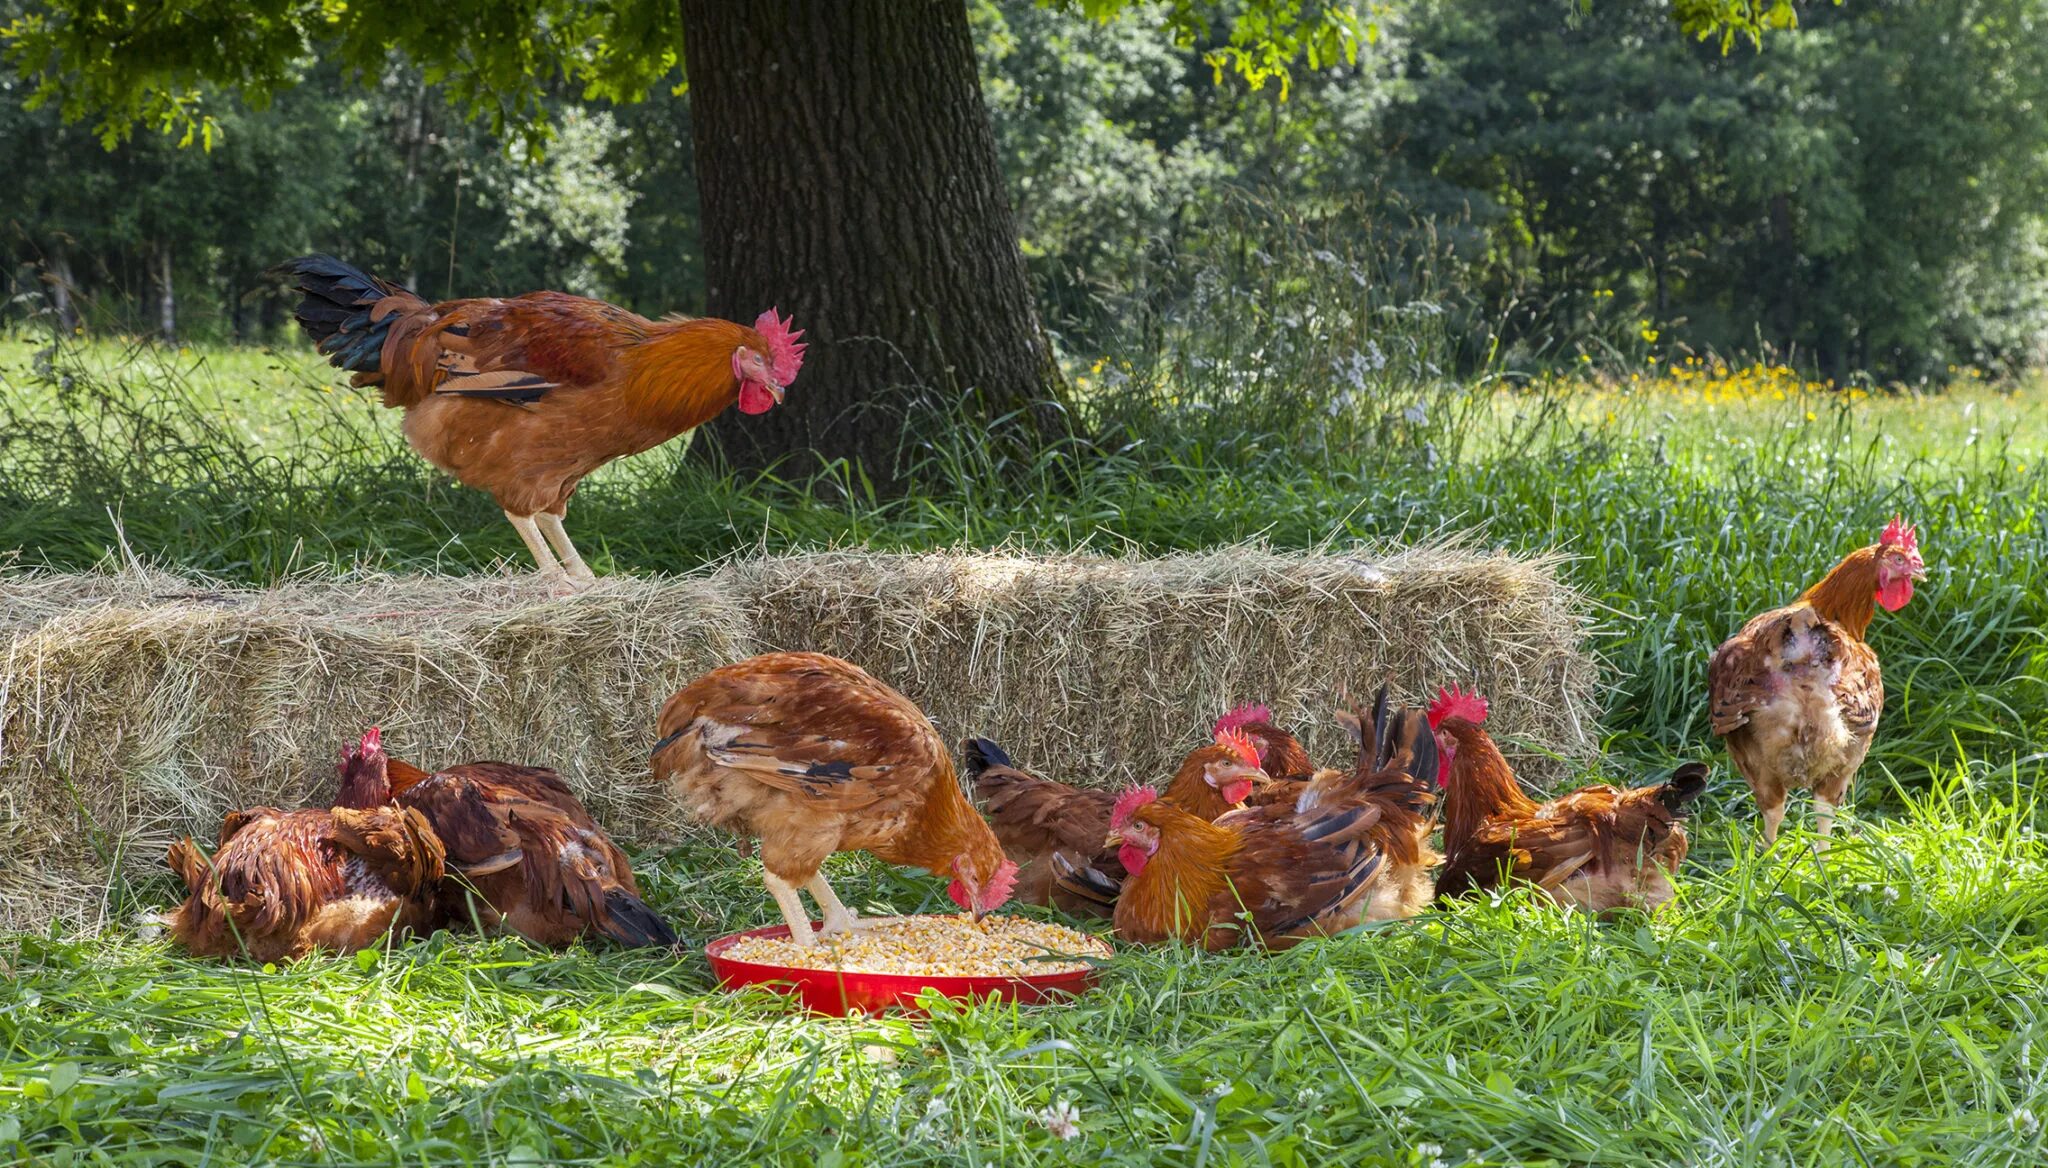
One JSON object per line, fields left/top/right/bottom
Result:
{"left": 1708, "top": 518, "right": 1927, "bottom": 849}
{"left": 276, "top": 256, "right": 804, "bottom": 587}
{"left": 652, "top": 653, "right": 1018, "bottom": 946}
{"left": 334, "top": 729, "right": 675, "bottom": 949}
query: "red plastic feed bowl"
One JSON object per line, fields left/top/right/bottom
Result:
{"left": 704, "top": 922, "right": 1100, "bottom": 1017}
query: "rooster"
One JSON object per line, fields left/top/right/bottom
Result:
{"left": 1059, "top": 706, "right": 1441, "bottom": 950}
{"left": 276, "top": 255, "right": 805, "bottom": 587}
{"left": 966, "top": 728, "right": 1269, "bottom": 911}
{"left": 1431, "top": 686, "right": 1708, "bottom": 913}
{"left": 334, "top": 728, "right": 675, "bottom": 949}
{"left": 651, "top": 652, "right": 1018, "bottom": 946}
{"left": 1709, "top": 517, "right": 1926, "bottom": 849}
{"left": 164, "top": 803, "right": 444, "bottom": 962}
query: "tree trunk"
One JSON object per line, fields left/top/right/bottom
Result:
{"left": 153, "top": 241, "right": 177, "bottom": 343}
{"left": 679, "top": 0, "right": 1066, "bottom": 482}
{"left": 44, "top": 242, "right": 80, "bottom": 335}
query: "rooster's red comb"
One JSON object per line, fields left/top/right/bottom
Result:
{"left": 1427, "top": 685, "right": 1490, "bottom": 729}
{"left": 1212, "top": 703, "right": 1273, "bottom": 737}
{"left": 1213, "top": 726, "right": 1262, "bottom": 769}
{"left": 754, "top": 308, "right": 806, "bottom": 385}
{"left": 1880, "top": 515, "right": 1919, "bottom": 554}
{"left": 1110, "top": 786, "right": 1158, "bottom": 830}
{"left": 360, "top": 726, "right": 383, "bottom": 753}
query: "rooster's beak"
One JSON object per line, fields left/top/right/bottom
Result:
{"left": 765, "top": 379, "right": 786, "bottom": 405}
{"left": 1102, "top": 830, "right": 1123, "bottom": 850}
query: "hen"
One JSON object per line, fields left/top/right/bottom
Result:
{"left": 652, "top": 652, "right": 1017, "bottom": 946}
{"left": 1432, "top": 687, "right": 1708, "bottom": 913}
{"left": 335, "top": 728, "right": 675, "bottom": 949}
{"left": 966, "top": 727, "right": 1268, "bottom": 911}
{"left": 1212, "top": 703, "right": 1319, "bottom": 782}
{"left": 1062, "top": 706, "right": 1441, "bottom": 950}
{"left": 164, "top": 802, "right": 443, "bottom": 962}
{"left": 277, "top": 255, "right": 804, "bottom": 586}
{"left": 1708, "top": 517, "right": 1926, "bottom": 849}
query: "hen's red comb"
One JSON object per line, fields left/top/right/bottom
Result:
{"left": 983, "top": 859, "right": 1019, "bottom": 908}
{"left": 1880, "top": 515, "right": 1919, "bottom": 554}
{"left": 1427, "top": 685, "right": 1490, "bottom": 729}
{"left": 1212, "top": 703, "right": 1273, "bottom": 737}
{"left": 1110, "top": 786, "right": 1158, "bottom": 830}
{"left": 1213, "top": 726, "right": 1262, "bottom": 769}
{"left": 754, "top": 308, "right": 806, "bottom": 385}
{"left": 360, "top": 726, "right": 383, "bottom": 753}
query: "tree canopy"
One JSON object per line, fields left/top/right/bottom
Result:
{"left": 6, "top": 1, "right": 1787, "bottom": 152}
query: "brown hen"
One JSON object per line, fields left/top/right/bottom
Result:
{"left": 165, "top": 803, "right": 443, "bottom": 963}
{"left": 652, "top": 652, "right": 1017, "bottom": 946}
{"left": 1708, "top": 517, "right": 1926, "bottom": 849}
{"left": 335, "top": 729, "right": 674, "bottom": 949}
{"left": 1433, "top": 687, "right": 1707, "bottom": 914}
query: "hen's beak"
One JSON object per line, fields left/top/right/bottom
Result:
{"left": 1102, "top": 829, "right": 1124, "bottom": 850}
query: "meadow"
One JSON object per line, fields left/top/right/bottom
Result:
{"left": 3, "top": 335, "right": 2046, "bottom": 1165}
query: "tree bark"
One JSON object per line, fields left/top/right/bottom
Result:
{"left": 154, "top": 241, "right": 177, "bottom": 343}
{"left": 679, "top": 0, "right": 1067, "bottom": 482}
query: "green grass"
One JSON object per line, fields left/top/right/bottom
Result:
{"left": 7, "top": 776, "right": 2047, "bottom": 1165}
{"left": 4, "top": 335, "right": 2047, "bottom": 1164}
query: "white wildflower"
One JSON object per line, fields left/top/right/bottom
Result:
{"left": 911, "top": 1094, "right": 951, "bottom": 1142}
{"left": 2012, "top": 1108, "right": 2040, "bottom": 1137}
{"left": 1883, "top": 886, "right": 1900, "bottom": 903}
{"left": 1034, "top": 1099, "right": 1082, "bottom": 1141}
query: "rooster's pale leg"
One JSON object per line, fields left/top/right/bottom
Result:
{"left": 1759, "top": 802, "right": 1786, "bottom": 850}
{"left": 1813, "top": 797, "right": 1837, "bottom": 852}
{"left": 536, "top": 512, "right": 597, "bottom": 584}
{"left": 763, "top": 871, "right": 817, "bottom": 946}
{"left": 807, "top": 875, "right": 863, "bottom": 937}
{"left": 505, "top": 512, "right": 572, "bottom": 585}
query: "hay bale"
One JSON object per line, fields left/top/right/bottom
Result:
{"left": 0, "top": 546, "right": 1596, "bottom": 932}
{"left": 0, "top": 571, "right": 752, "bottom": 932}
{"left": 727, "top": 545, "right": 1595, "bottom": 792}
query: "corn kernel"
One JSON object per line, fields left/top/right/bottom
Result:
{"left": 724, "top": 914, "right": 1110, "bottom": 977}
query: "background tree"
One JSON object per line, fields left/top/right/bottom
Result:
{"left": 1, "top": 0, "right": 1372, "bottom": 480}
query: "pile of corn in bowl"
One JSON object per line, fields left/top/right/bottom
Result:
{"left": 723, "top": 914, "right": 1110, "bottom": 977}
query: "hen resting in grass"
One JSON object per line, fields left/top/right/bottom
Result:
{"left": 335, "top": 728, "right": 675, "bottom": 949}
{"left": 164, "top": 802, "right": 443, "bottom": 962}
{"left": 1432, "top": 686, "right": 1707, "bottom": 913}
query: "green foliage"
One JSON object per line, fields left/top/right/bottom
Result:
{"left": 0, "top": 0, "right": 680, "bottom": 152}
{"left": 3, "top": 0, "right": 1376, "bottom": 152}
{"left": 1393, "top": 0, "right": 2048, "bottom": 378}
